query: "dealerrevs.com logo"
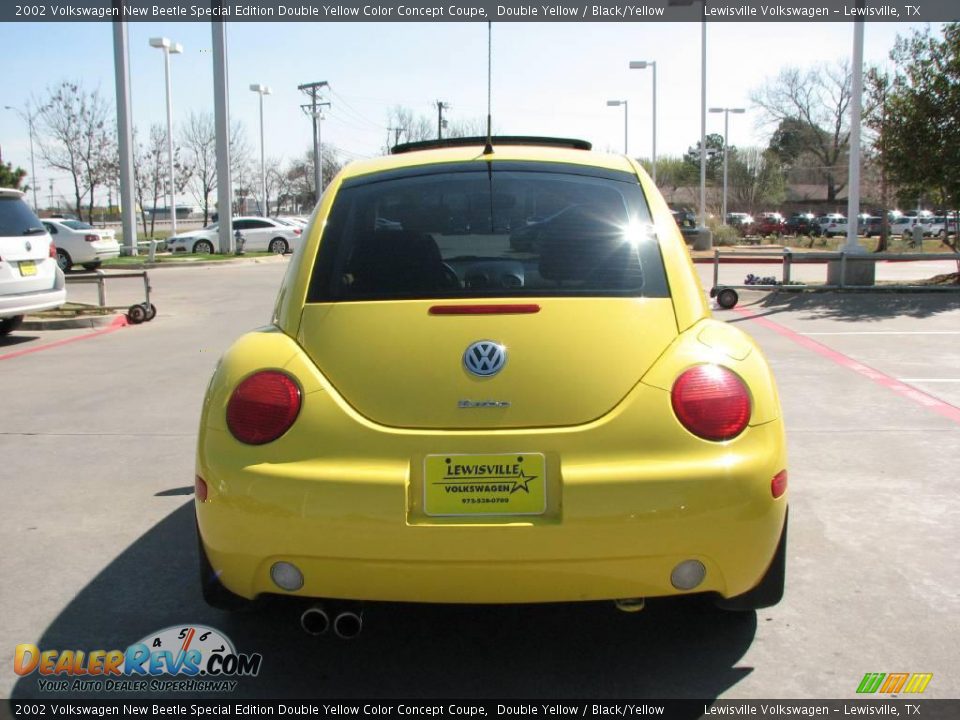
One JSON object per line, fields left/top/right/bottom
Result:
{"left": 14, "top": 625, "right": 262, "bottom": 693}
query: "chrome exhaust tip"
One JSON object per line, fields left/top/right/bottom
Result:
{"left": 614, "top": 598, "right": 646, "bottom": 613}
{"left": 333, "top": 609, "right": 363, "bottom": 639}
{"left": 300, "top": 604, "right": 330, "bottom": 636}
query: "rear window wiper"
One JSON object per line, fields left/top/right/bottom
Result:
{"left": 22, "top": 227, "right": 47, "bottom": 235}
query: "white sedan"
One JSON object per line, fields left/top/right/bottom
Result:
{"left": 43, "top": 219, "right": 121, "bottom": 272}
{"left": 166, "top": 217, "right": 302, "bottom": 255}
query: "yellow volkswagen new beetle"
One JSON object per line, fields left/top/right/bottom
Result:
{"left": 195, "top": 137, "right": 787, "bottom": 634}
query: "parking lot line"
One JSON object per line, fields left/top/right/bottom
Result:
{"left": 0, "top": 315, "right": 128, "bottom": 363}
{"left": 800, "top": 330, "right": 960, "bottom": 336}
{"left": 731, "top": 306, "right": 960, "bottom": 425}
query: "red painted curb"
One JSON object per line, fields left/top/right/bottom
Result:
{"left": 0, "top": 314, "right": 129, "bottom": 363}
{"left": 731, "top": 306, "right": 960, "bottom": 425}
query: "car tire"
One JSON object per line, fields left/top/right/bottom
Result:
{"left": 716, "top": 288, "right": 739, "bottom": 310}
{"left": 269, "top": 238, "right": 288, "bottom": 254}
{"left": 197, "top": 524, "right": 257, "bottom": 612}
{"left": 56, "top": 248, "right": 72, "bottom": 272}
{"left": 0, "top": 315, "right": 25, "bottom": 336}
{"left": 193, "top": 239, "right": 214, "bottom": 254}
{"left": 716, "top": 509, "right": 787, "bottom": 611}
{"left": 82, "top": 262, "right": 101, "bottom": 271}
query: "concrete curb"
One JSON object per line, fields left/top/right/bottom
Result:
{"left": 22, "top": 311, "right": 123, "bottom": 331}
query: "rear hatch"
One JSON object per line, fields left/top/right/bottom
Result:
{"left": 0, "top": 193, "right": 56, "bottom": 293}
{"left": 297, "top": 161, "right": 678, "bottom": 430}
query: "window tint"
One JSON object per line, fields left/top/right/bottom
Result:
{"left": 249, "top": 220, "right": 273, "bottom": 229}
{"left": 308, "top": 166, "right": 668, "bottom": 302}
{"left": 43, "top": 222, "right": 58, "bottom": 234}
{"left": 0, "top": 197, "right": 45, "bottom": 237}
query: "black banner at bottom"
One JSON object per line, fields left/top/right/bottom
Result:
{"left": 3, "top": 699, "right": 960, "bottom": 720}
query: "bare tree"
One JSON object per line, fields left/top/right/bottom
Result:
{"left": 133, "top": 124, "right": 190, "bottom": 237}
{"left": 264, "top": 157, "right": 290, "bottom": 215}
{"left": 287, "top": 146, "right": 342, "bottom": 211}
{"left": 181, "top": 112, "right": 216, "bottom": 225}
{"left": 133, "top": 125, "right": 166, "bottom": 237}
{"left": 181, "top": 114, "right": 253, "bottom": 222}
{"left": 752, "top": 61, "right": 852, "bottom": 202}
{"left": 36, "top": 81, "right": 116, "bottom": 223}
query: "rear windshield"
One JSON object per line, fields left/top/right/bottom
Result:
{"left": 308, "top": 164, "right": 669, "bottom": 302}
{"left": 0, "top": 196, "right": 45, "bottom": 237}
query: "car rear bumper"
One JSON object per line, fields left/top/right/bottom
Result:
{"left": 197, "top": 418, "right": 787, "bottom": 604}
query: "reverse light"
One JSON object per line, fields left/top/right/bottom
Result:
{"left": 671, "top": 364, "right": 751, "bottom": 441}
{"left": 226, "top": 370, "right": 301, "bottom": 445}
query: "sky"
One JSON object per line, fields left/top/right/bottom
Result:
{"left": 0, "top": 19, "right": 940, "bottom": 209}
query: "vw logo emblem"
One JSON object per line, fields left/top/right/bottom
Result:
{"left": 463, "top": 341, "right": 507, "bottom": 377}
{"left": 25, "top": 241, "right": 32, "bottom": 252}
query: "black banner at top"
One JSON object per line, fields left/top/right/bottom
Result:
{"left": 1, "top": 0, "right": 958, "bottom": 23}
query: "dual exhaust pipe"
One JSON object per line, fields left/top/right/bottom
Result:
{"left": 300, "top": 603, "right": 363, "bottom": 639}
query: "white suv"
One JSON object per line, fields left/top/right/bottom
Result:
{"left": 0, "top": 189, "right": 66, "bottom": 335}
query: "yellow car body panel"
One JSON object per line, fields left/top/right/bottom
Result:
{"left": 198, "top": 142, "right": 787, "bottom": 606}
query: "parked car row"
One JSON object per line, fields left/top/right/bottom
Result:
{"left": 717, "top": 209, "right": 959, "bottom": 240}
{"left": 166, "top": 217, "right": 304, "bottom": 255}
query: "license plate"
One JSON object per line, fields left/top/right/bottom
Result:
{"left": 19, "top": 261, "right": 37, "bottom": 277}
{"left": 424, "top": 453, "right": 546, "bottom": 517}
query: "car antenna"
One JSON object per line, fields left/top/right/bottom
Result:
{"left": 483, "top": 21, "right": 494, "bottom": 156}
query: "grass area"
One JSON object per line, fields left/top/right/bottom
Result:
{"left": 101, "top": 251, "right": 276, "bottom": 267}
{"left": 732, "top": 235, "right": 956, "bottom": 253}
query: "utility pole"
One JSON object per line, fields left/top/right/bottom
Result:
{"left": 298, "top": 81, "right": 330, "bottom": 202}
{"left": 435, "top": 100, "right": 450, "bottom": 139}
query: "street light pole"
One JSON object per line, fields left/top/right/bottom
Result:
{"left": 606, "top": 100, "right": 628, "bottom": 155}
{"left": 4, "top": 105, "right": 39, "bottom": 209}
{"left": 628, "top": 60, "right": 657, "bottom": 185}
{"left": 249, "top": 84, "right": 272, "bottom": 216}
{"left": 149, "top": 37, "right": 183, "bottom": 236}
{"left": 709, "top": 107, "right": 745, "bottom": 224}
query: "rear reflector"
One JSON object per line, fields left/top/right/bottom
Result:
{"left": 671, "top": 364, "right": 751, "bottom": 441}
{"left": 771, "top": 470, "right": 788, "bottom": 498}
{"left": 195, "top": 475, "right": 208, "bottom": 502}
{"left": 226, "top": 371, "right": 302, "bottom": 445}
{"left": 429, "top": 304, "right": 541, "bottom": 315}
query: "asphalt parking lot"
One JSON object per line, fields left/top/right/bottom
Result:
{"left": 1, "top": 258, "right": 958, "bottom": 700}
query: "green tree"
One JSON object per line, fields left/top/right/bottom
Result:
{"left": 0, "top": 162, "right": 27, "bottom": 190}
{"left": 683, "top": 133, "right": 726, "bottom": 183}
{"left": 883, "top": 23, "right": 960, "bottom": 253}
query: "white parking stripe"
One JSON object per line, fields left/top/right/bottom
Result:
{"left": 801, "top": 331, "right": 960, "bottom": 336}
{"left": 899, "top": 379, "right": 960, "bottom": 383}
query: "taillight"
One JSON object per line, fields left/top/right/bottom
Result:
{"left": 195, "top": 475, "right": 208, "bottom": 502}
{"left": 671, "top": 365, "right": 751, "bottom": 441}
{"left": 226, "top": 371, "right": 301, "bottom": 445}
{"left": 293, "top": 228, "right": 302, "bottom": 235}
{"left": 49, "top": 242, "right": 56, "bottom": 258}
{"left": 771, "top": 470, "right": 788, "bottom": 498}
{"left": 84, "top": 234, "right": 99, "bottom": 242}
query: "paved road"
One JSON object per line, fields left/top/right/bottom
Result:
{"left": 1, "top": 261, "right": 958, "bottom": 700}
